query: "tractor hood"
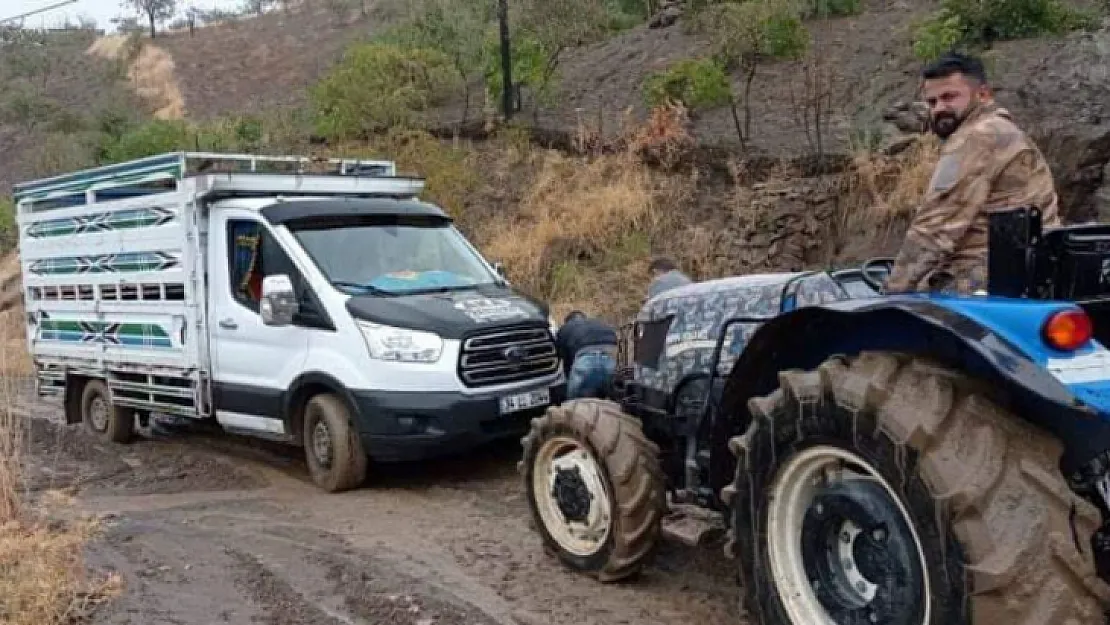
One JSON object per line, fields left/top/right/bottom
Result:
{"left": 344, "top": 283, "right": 551, "bottom": 339}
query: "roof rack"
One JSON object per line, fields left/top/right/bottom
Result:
{"left": 12, "top": 151, "right": 407, "bottom": 210}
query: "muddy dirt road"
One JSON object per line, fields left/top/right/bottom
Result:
{"left": 16, "top": 388, "right": 744, "bottom": 625}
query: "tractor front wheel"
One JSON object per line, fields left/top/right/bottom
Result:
{"left": 724, "top": 351, "right": 1110, "bottom": 625}
{"left": 520, "top": 398, "right": 667, "bottom": 582}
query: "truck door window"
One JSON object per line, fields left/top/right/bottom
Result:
{"left": 228, "top": 220, "right": 265, "bottom": 312}
{"left": 226, "top": 218, "right": 334, "bottom": 331}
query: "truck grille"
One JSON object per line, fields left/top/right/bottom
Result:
{"left": 459, "top": 326, "right": 559, "bottom": 387}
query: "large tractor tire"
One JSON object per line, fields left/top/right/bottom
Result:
{"left": 723, "top": 351, "right": 1110, "bottom": 625}
{"left": 520, "top": 398, "right": 667, "bottom": 582}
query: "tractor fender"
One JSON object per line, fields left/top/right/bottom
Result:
{"left": 713, "top": 296, "right": 1110, "bottom": 483}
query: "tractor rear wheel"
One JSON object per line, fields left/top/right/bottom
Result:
{"left": 723, "top": 351, "right": 1110, "bottom": 625}
{"left": 520, "top": 398, "right": 667, "bottom": 582}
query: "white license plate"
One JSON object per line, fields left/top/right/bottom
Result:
{"left": 499, "top": 388, "right": 551, "bottom": 414}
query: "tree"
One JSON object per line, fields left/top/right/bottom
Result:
{"left": 309, "top": 42, "right": 458, "bottom": 140}
{"left": 642, "top": 57, "right": 732, "bottom": 115}
{"left": 692, "top": 1, "right": 809, "bottom": 149}
{"left": 380, "top": 0, "right": 494, "bottom": 125}
{"left": 509, "top": 0, "right": 611, "bottom": 120}
{"left": 185, "top": 6, "right": 200, "bottom": 35}
{"left": 788, "top": 47, "right": 837, "bottom": 165}
{"left": 123, "top": 0, "right": 177, "bottom": 38}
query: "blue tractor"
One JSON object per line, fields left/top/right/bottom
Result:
{"left": 519, "top": 207, "right": 1110, "bottom": 625}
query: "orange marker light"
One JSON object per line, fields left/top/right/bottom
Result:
{"left": 1042, "top": 309, "right": 1093, "bottom": 351}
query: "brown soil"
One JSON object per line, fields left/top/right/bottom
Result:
{"left": 16, "top": 387, "right": 743, "bottom": 625}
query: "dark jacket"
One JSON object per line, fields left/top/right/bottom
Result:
{"left": 555, "top": 316, "right": 617, "bottom": 376}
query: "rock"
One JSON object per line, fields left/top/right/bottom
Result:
{"left": 882, "top": 101, "right": 930, "bottom": 134}
{"left": 1035, "top": 123, "right": 1110, "bottom": 222}
{"left": 880, "top": 134, "right": 921, "bottom": 156}
{"left": 649, "top": 0, "right": 684, "bottom": 29}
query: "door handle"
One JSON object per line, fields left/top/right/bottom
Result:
{"left": 219, "top": 318, "right": 238, "bottom": 330}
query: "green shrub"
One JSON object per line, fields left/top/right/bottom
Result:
{"left": 690, "top": 0, "right": 809, "bottom": 147}
{"left": 97, "top": 119, "right": 194, "bottom": 163}
{"left": 911, "top": 8, "right": 967, "bottom": 61}
{"left": 642, "top": 57, "right": 731, "bottom": 111}
{"left": 798, "top": 0, "right": 862, "bottom": 18}
{"left": 482, "top": 31, "right": 556, "bottom": 108}
{"left": 912, "top": 0, "right": 1098, "bottom": 59}
{"left": 310, "top": 42, "right": 457, "bottom": 141}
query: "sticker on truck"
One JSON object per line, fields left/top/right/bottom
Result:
{"left": 454, "top": 297, "right": 530, "bottom": 323}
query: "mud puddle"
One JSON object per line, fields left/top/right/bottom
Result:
{"left": 19, "top": 391, "right": 744, "bottom": 625}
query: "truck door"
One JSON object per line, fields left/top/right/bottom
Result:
{"left": 208, "top": 209, "right": 309, "bottom": 437}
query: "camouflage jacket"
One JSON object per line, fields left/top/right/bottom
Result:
{"left": 886, "top": 103, "right": 1061, "bottom": 294}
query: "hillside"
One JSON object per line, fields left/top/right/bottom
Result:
{"left": 1, "top": 0, "right": 1109, "bottom": 302}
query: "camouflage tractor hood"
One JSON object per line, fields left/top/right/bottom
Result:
{"left": 632, "top": 271, "right": 853, "bottom": 396}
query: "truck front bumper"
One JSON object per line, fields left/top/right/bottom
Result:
{"left": 350, "top": 378, "right": 566, "bottom": 462}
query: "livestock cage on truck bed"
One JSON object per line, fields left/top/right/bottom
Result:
{"left": 12, "top": 151, "right": 423, "bottom": 421}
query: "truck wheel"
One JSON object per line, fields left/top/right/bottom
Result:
{"left": 519, "top": 398, "right": 667, "bottom": 582}
{"left": 303, "top": 393, "right": 367, "bottom": 493}
{"left": 723, "top": 351, "right": 1110, "bottom": 625}
{"left": 80, "top": 379, "right": 134, "bottom": 443}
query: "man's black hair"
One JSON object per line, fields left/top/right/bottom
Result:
{"left": 564, "top": 310, "right": 586, "bottom": 324}
{"left": 921, "top": 51, "right": 987, "bottom": 84}
{"left": 649, "top": 257, "right": 678, "bottom": 274}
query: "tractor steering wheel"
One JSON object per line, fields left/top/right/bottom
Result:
{"left": 860, "top": 257, "right": 895, "bottom": 293}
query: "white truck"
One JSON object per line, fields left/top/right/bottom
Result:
{"left": 13, "top": 151, "right": 566, "bottom": 491}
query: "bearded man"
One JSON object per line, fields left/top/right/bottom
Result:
{"left": 884, "top": 52, "right": 1060, "bottom": 294}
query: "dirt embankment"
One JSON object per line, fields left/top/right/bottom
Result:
{"left": 86, "top": 35, "right": 186, "bottom": 121}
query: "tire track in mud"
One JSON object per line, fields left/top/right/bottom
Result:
{"left": 23, "top": 395, "right": 744, "bottom": 625}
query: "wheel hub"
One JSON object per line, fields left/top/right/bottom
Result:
{"left": 89, "top": 396, "right": 108, "bottom": 431}
{"left": 766, "top": 446, "right": 930, "bottom": 625}
{"left": 552, "top": 466, "right": 592, "bottom": 523}
{"left": 531, "top": 437, "right": 614, "bottom": 558}
{"left": 312, "top": 421, "right": 332, "bottom": 468}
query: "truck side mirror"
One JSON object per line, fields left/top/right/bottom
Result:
{"left": 493, "top": 261, "right": 506, "bottom": 278}
{"left": 260, "top": 274, "right": 298, "bottom": 326}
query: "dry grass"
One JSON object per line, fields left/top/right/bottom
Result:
{"left": 0, "top": 334, "right": 122, "bottom": 624}
{"left": 482, "top": 146, "right": 662, "bottom": 321}
{"left": 475, "top": 108, "right": 703, "bottom": 323}
{"left": 0, "top": 512, "right": 122, "bottom": 625}
{"left": 842, "top": 135, "right": 940, "bottom": 232}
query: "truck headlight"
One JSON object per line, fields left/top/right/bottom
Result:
{"left": 356, "top": 321, "right": 443, "bottom": 363}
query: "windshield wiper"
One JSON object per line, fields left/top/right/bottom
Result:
{"left": 405, "top": 284, "right": 483, "bottom": 295}
{"left": 332, "top": 281, "right": 396, "bottom": 296}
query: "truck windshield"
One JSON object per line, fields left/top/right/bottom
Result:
{"left": 289, "top": 221, "right": 501, "bottom": 295}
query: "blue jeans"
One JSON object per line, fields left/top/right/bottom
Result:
{"left": 567, "top": 348, "right": 617, "bottom": 399}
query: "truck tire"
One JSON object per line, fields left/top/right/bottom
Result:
{"left": 722, "top": 351, "right": 1110, "bottom": 625}
{"left": 519, "top": 398, "right": 667, "bottom": 582}
{"left": 303, "top": 393, "right": 367, "bottom": 493}
{"left": 80, "top": 379, "right": 134, "bottom": 443}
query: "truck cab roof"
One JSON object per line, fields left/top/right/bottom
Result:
{"left": 258, "top": 197, "right": 451, "bottom": 226}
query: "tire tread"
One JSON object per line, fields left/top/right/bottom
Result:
{"left": 520, "top": 398, "right": 666, "bottom": 582}
{"left": 727, "top": 351, "right": 1110, "bottom": 624}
